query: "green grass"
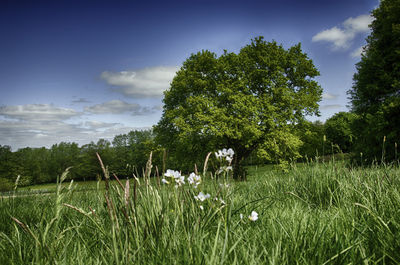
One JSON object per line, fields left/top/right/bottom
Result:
{"left": 1, "top": 162, "right": 400, "bottom": 264}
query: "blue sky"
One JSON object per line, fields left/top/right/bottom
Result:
{"left": 0, "top": 0, "right": 378, "bottom": 150}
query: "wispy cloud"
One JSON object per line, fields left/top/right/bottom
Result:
{"left": 0, "top": 119, "right": 85, "bottom": 149}
{"left": 320, "top": 104, "right": 343, "bottom": 110}
{"left": 152, "top": 104, "right": 163, "bottom": 111}
{"left": 0, "top": 104, "right": 79, "bottom": 121}
{"left": 350, "top": 46, "right": 365, "bottom": 58}
{"left": 84, "top": 100, "right": 152, "bottom": 115}
{"left": 312, "top": 14, "right": 373, "bottom": 50}
{"left": 0, "top": 103, "right": 151, "bottom": 150}
{"left": 101, "top": 66, "right": 179, "bottom": 97}
{"left": 82, "top": 121, "right": 120, "bottom": 130}
{"left": 322, "top": 92, "right": 339, "bottom": 100}
{"left": 72, "top": 98, "right": 91, "bottom": 104}
{"left": 0, "top": 119, "right": 146, "bottom": 150}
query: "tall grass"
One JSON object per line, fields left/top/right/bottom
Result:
{"left": 1, "top": 160, "right": 399, "bottom": 264}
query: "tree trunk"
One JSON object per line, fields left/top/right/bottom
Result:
{"left": 232, "top": 151, "right": 247, "bottom": 181}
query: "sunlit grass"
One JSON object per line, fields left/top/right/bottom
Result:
{"left": 1, "top": 161, "right": 399, "bottom": 264}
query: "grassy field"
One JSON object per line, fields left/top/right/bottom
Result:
{"left": 1, "top": 161, "right": 400, "bottom": 264}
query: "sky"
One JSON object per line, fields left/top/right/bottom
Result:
{"left": 0, "top": 0, "right": 378, "bottom": 150}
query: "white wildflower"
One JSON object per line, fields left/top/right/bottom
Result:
{"left": 188, "top": 172, "right": 201, "bottom": 187}
{"left": 248, "top": 211, "right": 258, "bottom": 221}
{"left": 199, "top": 205, "right": 204, "bottom": 211}
{"left": 194, "top": 192, "right": 211, "bottom": 202}
{"left": 161, "top": 178, "right": 169, "bottom": 184}
{"left": 164, "top": 169, "right": 176, "bottom": 178}
{"left": 175, "top": 175, "right": 185, "bottom": 186}
{"left": 217, "top": 165, "right": 234, "bottom": 174}
{"left": 164, "top": 170, "right": 185, "bottom": 186}
{"left": 215, "top": 148, "right": 234, "bottom": 164}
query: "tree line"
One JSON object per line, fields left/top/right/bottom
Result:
{"left": 0, "top": 112, "right": 356, "bottom": 191}
{"left": 0, "top": 130, "right": 160, "bottom": 190}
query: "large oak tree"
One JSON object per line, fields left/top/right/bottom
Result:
{"left": 155, "top": 37, "right": 322, "bottom": 179}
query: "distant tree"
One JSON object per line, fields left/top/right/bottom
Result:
{"left": 16, "top": 147, "right": 51, "bottom": 184}
{"left": 78, "top": 141, "right": 102, "bottom": 180}
{"left": 126, "top": 130, "right": 157, "bottom": 174}
{"left": 155, "top": 37, "right": 322, "bottom": 179}
{"left": 95, "top": 138, "right": 113, "bottom": 165}
{"left": 0, "top": 145, "right": 16, "bottom": 179}
{"left": 49, "top": 142, "right": 80, "bottom": 181}
{"left": 111, "top": 130, "right": 160, "bottom": 177}
{"left": 324, "top": 112, "right": 358, "bottom": 153}
{"left": 348, "top": 0, "right": 400, "bottom": 162}
{"left": 297, "top": 120, "right": 326, "bottom": 159}
{"left": 0, "top": 145, "right": 19, "bottom": 190}
{"left": 112, "top": 134, "right": 131, "bottom": 176}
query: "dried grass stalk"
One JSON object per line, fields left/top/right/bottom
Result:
{"left": 11, "top": 217, "right": 40, "bottom": 244}
{"left": 63, "top": 203, "right": 87, "bottom": 215}
{"left": 124, "top": 179, "right": 130, "bottom": 208}
{"left": 145, "top": 151, "right": 153, "bottom": 183}
{"left": 203, "top": 152, "right": 212, "bottom": 177}
{"left": 113, "top": 173, "right": 125, "bottom": 190}
{"left": 96, "top": 152, "right": 109, "bottom": 192}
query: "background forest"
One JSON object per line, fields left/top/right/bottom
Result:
{"left": 0, "top": 111, "right": 368, "bottom": 190}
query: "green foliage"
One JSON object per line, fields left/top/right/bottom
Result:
{"left": 0, "top": 145, "right": 21, "bottom": 182}
{"left": 324, "top": 112, "right": 358, "bottom": 153}
{"left": 155, "top": 37, "right": 322, "bottom": 178}
{"left": 296, "top": 120, "right": 326, "bottom": 159}
{"left": 348, "top": 0, "right": 400, "bottom": 162}
{"left": 0, "top": 130, "right": 159, "bottom": 186}
{"left": 111, "top": 130, "right": 161, "bottom": 176}
{"left": 0, "top": 178, "right": 13, "bottom": 191}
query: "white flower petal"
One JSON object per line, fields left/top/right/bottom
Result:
{"left": 194, "top": 192, "right": 211, "bottom": 201}
{"left": 248, "top": 211, "right": 258, "bottom": 221}
{"left": 161, "top": 178, "right": 169, "bottom": 184}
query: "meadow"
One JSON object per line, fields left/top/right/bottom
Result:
{"left": 1, "top": 159, "right": 400, "bottom": 264}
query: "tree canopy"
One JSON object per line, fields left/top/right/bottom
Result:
{"left": 155, "top": 37, "right": 322, "bottom": 179}
{"left": 325, "top": 112, "right": 358, "bottom": 153}
{"left": 348, "top": 0, "right": 400, "bottom": 162}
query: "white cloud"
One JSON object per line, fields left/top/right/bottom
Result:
{"left": 343, "top": 14, "right": 372, "bottom": 32}
{"left": 152, "top": 104, "right": 163, "bottom": 111}
{"left": 350, "top": 46, "right": 365, "bottom": 58}
{"left": 0, "top": 119, "right": 86, "bottom": 149}
{"left": 0, "top": 116, "right": 149, "bottom": 150}
{"left": 82, "top": 121, "right": 120, "bottom": 130}
{"left": 320, "top": 104, "right": 343, "bottom": 110}
{"left": 322, "top": 92, "right": 339, "bottom": 100}
{"left": 0, "top": 103, "right": 153, "bottom": 150}
{"left": 85, "top": 100, "right": 145, "bottom": 115}
{"left": 0, "top": 104, "right": 79, "bottom": 121}
{"left": 312, "top": 14, "right": 373, "bottom": 50}
{"left": 312, "top": 27, "right": 351, "bottom": 49}
{"left": 101, "top": 66, "right": 179, "bottom": 97}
